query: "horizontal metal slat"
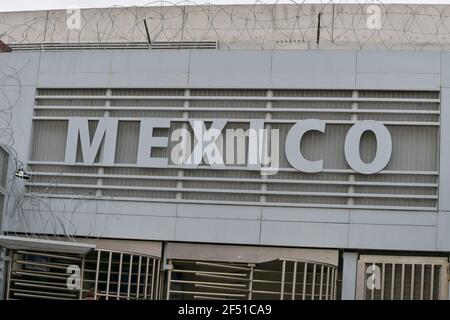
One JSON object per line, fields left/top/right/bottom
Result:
{"left": 34, "top": 95, "right": 440, "bottom": 103}
{"left": 26, "top": 182, "right": 438, "bottom": 200}
{"left": 29, "top": 171, "right": 439, "bottom": 188}
{"left": 26, "top": 161, "right": 439, "bottom": 175}
{"left": 32, "top": 106, "right": 440, "bottom": 115}
{"left": 23, "top": 192, "right": 438, "bottom": 211}
{"left": 30, "top": 116, "right": 440, "bottom": 126}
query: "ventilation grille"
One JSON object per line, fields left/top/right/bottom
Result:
{"left": 27, "top": 88, "right": 440, "bottom": 210}
{"left": 356, "top": 255, "right": 449, "bottom": 300}
{"left": 9, "top": 41, "right": 217, "bottom": 52}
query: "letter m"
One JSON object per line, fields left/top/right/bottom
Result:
{"left": 65, "top": 117, "right": 118, "bottom": 165}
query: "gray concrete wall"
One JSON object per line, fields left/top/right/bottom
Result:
{"left": 0, "top": 49, "right": 448, "bottom": 252}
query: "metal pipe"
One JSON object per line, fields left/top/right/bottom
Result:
{"left": 280, "top": 260, "right": 286, "bottom": 300}
{"left": 127, "top": 255, "right": 133, "bottom": 300}
{"left": 79, "top": 257, "right": 85, "bottom": 300}
{"left": 94, "top": 250, "right": 101, "bottom": 300}
{"left": 302, "top": 263, "right": 308, "bottom": 300}
{"left": 144, "top": 257, "right": 150, "bottom": 300}
{"left": 105, "top": 251, "right": 112, "bottom": 300}
{"left": 291, "top": 261, "right": 297, "bottom": 300}
{"left": 117, "top": 253, "right": 123, "bottom": 300}
{"left": 136, "top": 256, "right": 142, "bottom": 299}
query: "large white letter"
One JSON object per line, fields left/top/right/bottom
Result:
{"left": 285, "top": 119, "right": 325, "bottom": 173}
{"left": 65, "top": 117, "right": 118, "bottom": 165}
{"left": 344, "top": 120, "right": 392, "bottom": 174}
{"left": 137, "top": 118, "right": 170, "bottom": 167}
{"left": 185, "top": 119, "right": 227, "bottom": 168}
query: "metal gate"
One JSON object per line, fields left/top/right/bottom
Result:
{"left": 86, "top": 249, "right": 162, "bottom": 300}
{"left": 166, "top": 258, "right": 338, "bottom": 300}
{"left": 356, "top": 255, "right": 449, "bottom": 300}
{"left": 5, "top": 248, "right": 161, "bottom": 300}
{"left": 6, "top": 249, "right": 83, "bottom": 300}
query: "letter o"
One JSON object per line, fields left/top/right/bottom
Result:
{"left": 344, "top": 121, "right": 392, "bottom": 174}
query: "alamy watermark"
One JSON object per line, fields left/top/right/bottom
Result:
{"left": 366, "top": 264, "right": 381, "bottom": 290}
{"left": 66, "top": 6, "right": 82, "bottom": 31}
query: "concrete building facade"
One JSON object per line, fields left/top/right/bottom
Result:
{"left": 0, "top": 4, "right": 449, "bottom": 300}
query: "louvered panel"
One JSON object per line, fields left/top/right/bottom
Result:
{"left": 191, "top": 89, "right": 266, "bottom": 97}
{"left": 112, "top": 89, "right": 185, "bottom": 96}
{"left": 28, "top": 88, "right": 440, "bottom": 210}
{"left": 103, "top": 189, "right": 177, "bottom": 200}
{"left": 115, "top": 122, "right": 140, "bottom": 164}
{"left": 31, "top": 121, "right": 68, "bottom": 161}
{"left": 10, "top": 41, "right": 217, "bottom": 51}
{"left": 31, "top": 165, "right": 99, "bottom": 174}
{"left": 35, "top": 110, "right": 106, "bottom": 117}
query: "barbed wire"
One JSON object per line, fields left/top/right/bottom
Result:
{"left": 1, "top": 1, "right": 450, "bottom": 50}
{"left": 0, "top": 61, "right": 116, "bottom": 242}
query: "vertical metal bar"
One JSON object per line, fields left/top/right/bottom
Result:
{"left": 150, "top": 259, "right": 156, "bottom": 300}
{"left": 329, "top": 267, "right": 334, "bottom": 300}
{"left": 380, "top": 263, "right": 385, "bottom": 300}
{"left": 291, "top": 261, "right": 297, "bottom": 300}
{"left": 79, "top": 257, "right": 85, "bottom": 300}
{"left": 332, "top": 268, "right": 336, "bottom": 300}
{"left": 144, "top": 257, "right": 150, "bottom": 300}
{"left": 390, "top": 264, "right": 395, "bottom": 300}
{"left": 136, "top": 256, "right": 142, "bottom": 300}
{"left": 370, "top": 264, "right": 375, "bottom": 301}
{"left": 117, "top": 253, "right": 123, "bottom": 300}
{"left": 430, "top": 265, "right": 435, "bottom": 300}
{"left": 400, "top": 264, "right": 405, "bottom": 300}
{"left": 156, "top": 259, "right": 161, "bottom": 300}
{"left": 166, "top": 259, "right": 172, "bottom": 300}
{"left": 248, "top": 265, "right": 254, "bottom": 300}
{"left": 330, "top": 268, "right": 335, "bottom": 300}
{"left": 105, "top": 251, "right": 112, "bottom": 300}
{"left": 5, "top": 251, "right": 13, "bottom": 300}
{"left": 410, "top": 264, "right": 415, "bottom": 300}
{"left": 280, "top": 260, "right": 286, "bottom": 300}
{"left": 325, "top": 267, "right": 330, "bottom": 300}
{"left": 420, "top": 264, "right": 424, "bottom": 300}
{"left": 302, "top": 263, "right": 308, "bottom": 300}
{"left": 311, "top": 264, "right": 316, "bottom": 300}
{"left": 319, "top": 265, "right": 324, "bottom": 300}
{"left": 94, "top": 250, "right": 101, "bottom": 300}
{"left": 127, "top": 255, "right": 133, "bottom": 300}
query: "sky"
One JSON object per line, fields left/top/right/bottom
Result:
{"left": 2, "top": 0, "right": 450, "bottom": 12}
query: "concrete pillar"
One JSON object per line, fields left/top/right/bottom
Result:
{"left": 341, "top": 251, "right": 358, "bottom": 300}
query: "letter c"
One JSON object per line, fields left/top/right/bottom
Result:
{"left": 285, "top": 119, "right": 325, "bottom": 173}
